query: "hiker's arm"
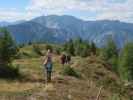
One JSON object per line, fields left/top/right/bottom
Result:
{"left": 42, "top": 56, "right": 47, "bottom": 65}
{"left": 42, "top": 56, "right": 46, "bottom": 61}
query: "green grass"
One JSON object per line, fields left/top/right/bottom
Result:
{"left": 61, "top": 65, "right": 81, "bottom": 78}
{"left": 0, "top": 44, "right": 131, "bottom": 100}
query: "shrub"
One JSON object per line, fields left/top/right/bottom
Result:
{"left": 109, "top": 94, "right": 121, "bottom": 100}
{"left": 33, "top": 44, "right": 43, "bottom": 56}
{"left": 61, "top": 65, "right": 81, "bottom": 78}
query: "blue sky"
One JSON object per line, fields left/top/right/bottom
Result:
{"left": 0, "top": 0, "right": 132, "bottom": 23}
{"left": 0, "top": 0, "right": 28, "bottom": 9}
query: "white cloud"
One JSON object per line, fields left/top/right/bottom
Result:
{"left": 94, "top": 0, "right": 133, "bottom": 22}
{"left": 0, "top": 9, "right": 23, "bottom": 22}
{"left": 0, "top": 8, "right": 40, "bottom": 22}
{"left": 0, "top": 0, "right": 133, "bottom": 22}
{"left": 27, "top": 0, "right": 101, "bottom": 12}
{"left": 26, "top": 0, "right": 133, "bottom": 22}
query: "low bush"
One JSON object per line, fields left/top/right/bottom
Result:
{"left": 61, "top": 65, "right": 81, "bottom": 78}
{"left": 33, "top": 44, "right": 43, "bottom": 56}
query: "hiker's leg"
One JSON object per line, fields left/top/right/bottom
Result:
{"left": 47, "top": 63, "right": 52, "bottom": 82}
{"left": 46, "top": 70, "right": 49, "bottom": 82}
{"left": 47, "top": 71, "right": 51, "bottom": 82}
{"left": 49, "top": 71, "right": 51, "bottom": 81}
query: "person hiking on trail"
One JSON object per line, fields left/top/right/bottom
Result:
{"left": 66, "top": 54, "right": 71, "bottom": 64}
{"left": 60, "top": 53, "right": 66, "bottom": 65}
{"left": 43, "top": 49, "right": 53, "bottom": 82}
{"left": 60, "top": 53, "right": 71, "bottom": 65}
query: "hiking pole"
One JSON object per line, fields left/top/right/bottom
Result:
{"left": 40, "top": 65, "right": 46, "bottom": 83}
{"left": 95, "top": 86, "right": 103, "bottom": 100}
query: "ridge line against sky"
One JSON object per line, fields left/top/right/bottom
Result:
{"left": 0, "top": 0, "right": 133, "bottom": 23}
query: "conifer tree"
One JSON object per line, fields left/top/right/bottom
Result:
{"left": 0, "top": 28, "right": 18, "bottom": 65}
{"left": 119, "top": 43, "right": 133, "bottom": 81}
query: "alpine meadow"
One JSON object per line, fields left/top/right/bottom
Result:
{"left": 0, "top": 0, "right": 133, "bottom": 100}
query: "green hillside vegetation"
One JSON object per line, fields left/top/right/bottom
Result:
{"left": 0, "top": 44, "right": 131, "bottom": 100}
{"left": 0, "top": 29, "right": 133, "bottom": 100}
{"left": 119, "top": 43, "right": 133, "bottom": 81}
{"left": 0, "top": 28, "right": 19, "bottom": 79}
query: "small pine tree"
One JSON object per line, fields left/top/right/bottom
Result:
{"left": 0, "top": 28, "right": 19, "bottom": 78}
{"left": 102, "top": 38, "right": 118, "bottom": 72}
{"left": 79, "top": 42, "right": 90, "bottom": 57}
{"left": 0, "top": 28, "right": 18, "bottom": 65}
{"left": 119, "top": 43, "right": 133, "bottom": 81}
{"left": 74, "top": 38, "right": 83, "bottom": 56}
{"left": 103, "top": 38, "right": 118, "bottom": 60}
{"left": 65, "top": 39, "right": 75, "bottom": 56}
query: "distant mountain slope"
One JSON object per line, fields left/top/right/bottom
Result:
{"left": 0, "top": 20, "right": 25, "bottom": 27}
{"left": 0, "top": 21, "right": 12, "bottom": 27}
{"left": 7, "top": 21, "right": 70, "bottom": 44}
{"left": 2, "top": 15, "right": 133, "bottom": 47}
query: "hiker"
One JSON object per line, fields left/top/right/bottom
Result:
{"left": 60, "top": 53, "right": 71, "bottom": 65}
{"left": 66, "top": 54, "right": 71, "bottom": 64}
{"left": 60, "top": 53, "right": 66, "bottom": 65}
{"left": 43, "top": 49, "right": 53, "bottom": 82}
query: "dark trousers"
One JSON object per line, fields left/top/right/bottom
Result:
{"left": 44, "top": 63, "right": 52, "bottom": 83}
{"left": 46, "top": 70, "right": 52, "bottom": 82}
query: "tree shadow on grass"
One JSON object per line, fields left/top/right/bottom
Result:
{"left": 18, "top": 77, "right": 46, "bottom": 83}
{"left": 0, "top": 65, "right": 20, "bottom": 80}
{"left": 0, "top": 65, "right": 45, "bottom": 83}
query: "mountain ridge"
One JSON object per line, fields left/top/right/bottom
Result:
{"left": 0, "top": 15, "right": 133, "bottom": 47}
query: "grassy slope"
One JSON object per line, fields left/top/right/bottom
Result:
{"left": 0, "top": 44, "right": 130, "bottom": 100}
